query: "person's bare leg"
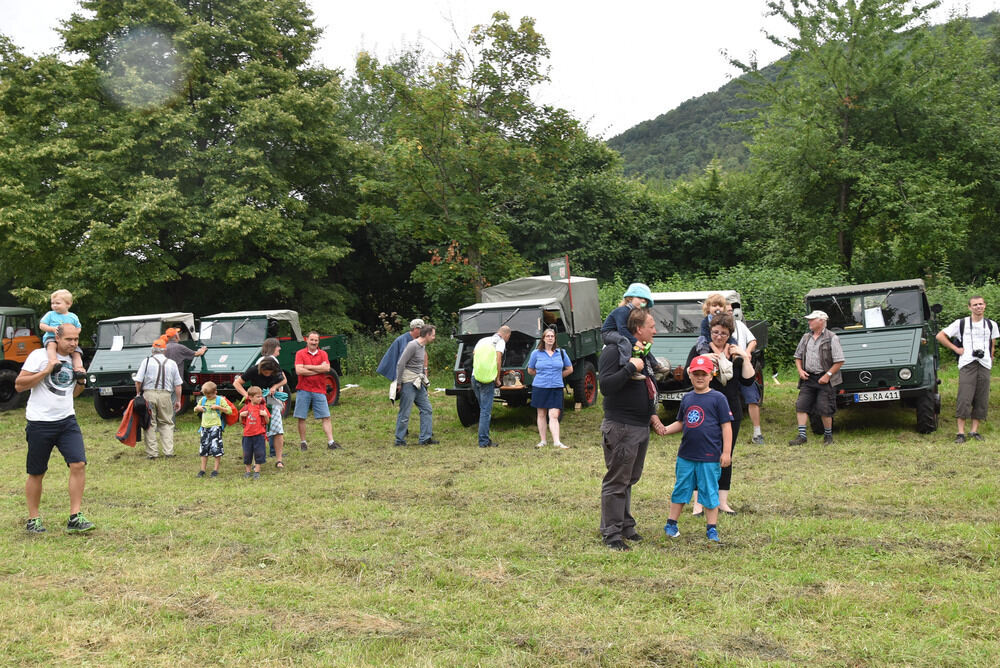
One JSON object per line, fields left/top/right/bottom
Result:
{"left": 691, "top": 490, "right": 703, "bottom": 515}
{"left": 321, "top": 417, "right": 333, "bottom": 442}
{"left": 297, "top": 418, "right": 307, "bottom": 442}
{"left": 718, "top": 489, "right": 734, "bottom": 513}
{"left": 26, "top": 474, "right": 44, "bottom": 518}
{"left": 705, "top": 507, "right": 719, "bottom": 526}
{"left": 535, "top": 408, "right": 547, "bottom": 444}
{"left": 274, "top": 434, "right": 284, "bottom": 463}
{"left": 67, "top": 462, "right": 85, "bottom": 515}
{"left": 748, "top": 403, "right": 761, "bottom": 429}
{"left": 549, "top": 408, "right": 561, "bottom": 444}
{"left": 668, "top": 502, "right": 684, "bottom": 522}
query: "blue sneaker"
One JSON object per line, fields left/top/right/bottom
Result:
{"left": 664, "top": 522, "right": 680, "bottom": 538}
{"left": 706, "top": 526, "right": 720, "bottom": 542}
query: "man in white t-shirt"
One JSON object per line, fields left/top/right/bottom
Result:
{"left": 471, "top": 326, "right": 511, "bottom": 447}
{"left": 936, "top": 295, "right": 1000, "bottom": 443}
{"left": 15, "top": 324, "right": 95, "bottom": 534}
{"left": 727, "top": 304, "right": 764, "bottom": 444}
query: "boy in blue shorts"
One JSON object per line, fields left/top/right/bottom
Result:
{"left": 662, "top": 354, "right": 733, "bottom": 542}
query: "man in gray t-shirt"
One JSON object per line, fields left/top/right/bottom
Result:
{"left": 394, "top": 324, "right": 437, "bottom": 446}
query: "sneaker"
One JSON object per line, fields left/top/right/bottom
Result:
{"left": 706, "top": 526, "right": 720, "bottom": 542}
{"left": 243, "top": 472, "right": 253, "bottom": 479}
{"left": 970, "top": 432, "right": 985, "bottom": 441}
{"left": 197, "top": 470, "right": 206, "bottom": 478}
{"left": 554, "top": 442, "right": 569, "bottom": 449}
{"left": 750, "top": 435, "right": 765, "bottom": 445}
{"left": 535, "top": 441, "right": 546, "bottom": 448}
{"left": 605, "top": 539, "right": 631, "bottom": 551}
{"left": 823, "top": 434, "right": 834, "bottom": 445}
{"left": 394, "top": 440, "right": 408, "bottom": 447}
{"left": 252, "top": 472, "right": 260, "bottom": 480}
{"left": 25, "top": 518, "right": 46, "bottom": 534}
{"left": 624, "top": 532, "right": 643, "bottom": 542}
{"left": 300, "top": 440, "right": 308, "bottom": 451}
{"left": 788, "top": 435, "right": 808, "bottom": 446}
{"left": 66, "top": 513, "right": 95, "bottom": 533}
{"left": 327, "top": 441, "right": 341, "bottom": 450}
{"left": 664, "top": 523, "right": 680, "bottom": 538}
{"left": 210, "top": 470, "right": 219, "bottom": 478}
{"left": 418, "top": 438, "right": 439, "bottom": 445}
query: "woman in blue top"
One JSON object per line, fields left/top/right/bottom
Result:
{"left": 527, "top": 328, "right": 573, "bottom": 449}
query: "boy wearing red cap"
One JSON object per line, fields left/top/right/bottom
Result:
{"left": 661, "top": 354, "right": 733, "bottom": 543}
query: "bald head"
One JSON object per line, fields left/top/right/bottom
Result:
{"left": 55, "top": 324, "right": 81, "bottom": 355}
{"left": 498, "top": 325, "right": 511, "bottom": 341}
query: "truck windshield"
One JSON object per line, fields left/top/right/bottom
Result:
{"left": 97, "top": 321, "right": 161, "bottom": 348}
{"left": 809, "top": 291, "right": 924, "bottom": 329}
{"left": 460, "top": 309, "right": 543, "bottom": 336}
{"left": 200, "top": 319, "right": 267, "bottom": 345}
{"left": 650, "top": 303, "right": 703, "bottom": 334}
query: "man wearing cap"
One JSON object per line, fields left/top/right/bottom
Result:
{"left": 163, "top": 327, "right": 207, "bottom": 376}
{"left": 134, "top": 336, "right": 184, "bottom": 459}
{"left": 377, "top": 318, "right": 427, "bottom": 383}
{"left": 597, "top": 309, "right": 669, "bottom": 551}
{"left": 935, "top": 295, "right": 1000, "bottom": 443}
{"left": 789, "top": 310, "right": 845, "bottom": 446}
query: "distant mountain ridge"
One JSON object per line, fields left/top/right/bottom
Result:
{"left": 608, "top": 12, "right": 999, "bottom": 183}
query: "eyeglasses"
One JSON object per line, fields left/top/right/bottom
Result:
{"left": 710, "top": 330, "right": 730, "bottom": 338}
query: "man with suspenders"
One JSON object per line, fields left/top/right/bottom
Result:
{"left": 133, "top": 336, "right": 183, "bottom": 459}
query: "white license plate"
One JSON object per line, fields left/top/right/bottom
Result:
{"left": 659, "top": 391, "right": 687, "bottom": 402}
{"left": 854, "top": 390, "right": 900, "bottom": 403}
{"left": 99, "top": 387, "right": 112, "bottom": 396}
{"left": 494, "top": 388, "right": 501, "bottom": 398}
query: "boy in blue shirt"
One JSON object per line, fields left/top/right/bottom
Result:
{"left": 662, "top": 354, "right": 733, "bottom": 542}
{"left": 39, "top": 289, "right": 85, "bottom": 376}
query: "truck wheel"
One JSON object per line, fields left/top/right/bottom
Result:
{"left": 324, "top": 370, "right": 340, "bottom": 406}
{"left": 809, "top": 412, "right": 828, "bottom": 436}
{"left": 915, "top": 392, "right": 938, "bottom": 434}
{"left": 93, "top": 394, "right": 129, "bottom": 420}
{"left": 0, "top": 368, "right": 27, "bottom": 411}
{"left": 573, "top": 361, "right": 598, "bottom": 407}
{"left": 456, "top": 394, "right": 478, "bottom": 427}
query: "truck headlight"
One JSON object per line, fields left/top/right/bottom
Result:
{"left": 898, "top": 368, "right": 912, "bottom": 381}
{"left": 456, "top": 370, "right": 468, "bottom": 384}
{"left": 189, "top": 375, "right": 198, "bottom": 384}
{"left": 88, "top": 374, "right": 97, "bottom": 384}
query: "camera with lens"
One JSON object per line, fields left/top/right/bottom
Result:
{"left": 973, "top": 349, "right": 985, "bottom": 359}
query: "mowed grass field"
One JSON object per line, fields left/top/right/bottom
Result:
{"left": 1, "top": 365, "right": 998, "bottom": 666}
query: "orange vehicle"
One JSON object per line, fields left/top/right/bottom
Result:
{"left": 0, "top": 306, "right": 43, "bottom": 410}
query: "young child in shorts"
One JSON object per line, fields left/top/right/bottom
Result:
{"left": 239, "top": 386, "right": 270, "bottom": 480}
{"left": 194, "top": 381, "right": 230, "bottom": 478}
{"left": 662, "top": 354, "right": 733, "bottom": 543}
{"left": 39, "top": 289, "right": 85, "bottom": 375}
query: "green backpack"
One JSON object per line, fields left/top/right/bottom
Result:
{"left": 472, "top": 337, "right": 499, "bottom": 383}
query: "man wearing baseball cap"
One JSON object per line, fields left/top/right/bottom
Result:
{"left": 163, "top": 326, "right": 207, "bottom": 381}
{"left": 789, "top": 310, "right": 845, "bottom": 446}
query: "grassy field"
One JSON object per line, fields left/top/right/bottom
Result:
{"left": 1, "top": 366, "right": 998, "bottom": 666}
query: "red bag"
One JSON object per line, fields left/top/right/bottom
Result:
{"left": 115, "top": 399, "right": 138, "bottom": 447}
{"left": 222, "top": 396, "right": 239, "bottom": 426}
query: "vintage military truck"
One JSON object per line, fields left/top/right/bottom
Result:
{"left": 648, "top": 290, "right": 768, "bottom": 410}
{"left": 0, "top": 306, "right": 43, "bottom": 410}
{"left": 800, "top": 279, "right": 941, "bottom": 433}
{"left": 446, "top": 275, "right": 603, "bottom": 427}
{"left": 86, "top": 312, "right": 201, "bottom": 419}
{"left": 189, "top": 310, "right": 347, "bottom": 407}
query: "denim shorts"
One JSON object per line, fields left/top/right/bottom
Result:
{"left": 670, "top": 457, "right": 721, "bottom": 509}
{"left": 293, "top": 390, "right": 330, "bottom": 419}
{"left": 242, "top": 434, "right": 266, "bottom": 465}
{"left": 26, "top": 416, "right": 86, "bottom": 475}
{"left": 740, "top": 381, "right": 762, "bottom": 405}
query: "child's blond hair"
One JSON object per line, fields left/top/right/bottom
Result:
{"left": 50, "top": 289, "right": 73, "bottom": 305}
{"left": 201, "top": 381, "right": 218, "bottom": 396}
{"left": 702, "top": 293, "right": 727, "bottom": 316}
{"left": 246, "top": 385, "right": 263, "bottom": 398}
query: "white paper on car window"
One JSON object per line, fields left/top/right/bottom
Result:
{"left": 111, "top": 335, "right": 124, "bottom": 351}
{"left": 864, "top": 307, "right": 885, "bottom": 328}
{"left": 200, "top": 324, "right": 213, "bottom": 340}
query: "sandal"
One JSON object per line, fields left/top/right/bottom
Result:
{"left": 275, "top": 461, "right": 284, "bottom": 469}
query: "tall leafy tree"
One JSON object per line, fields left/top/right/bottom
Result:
{"left": 733, "top": 0, "right": 996, "bottom": 279}
{"left": 0, "top": 0, "right": 363, "bottom": 330}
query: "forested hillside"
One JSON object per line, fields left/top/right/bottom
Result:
{"left": 609, "top": 12, "right": 1000, "bottom": 183}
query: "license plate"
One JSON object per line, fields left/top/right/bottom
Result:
{"left": 494, "top": 388, "right": 501, "bottom": 398}
{"left": 854, "top": 390, "right": 900, "bottom": 403}
{"left": 99, "top": 387, "right": 112, "bottom": 396}
{"left": 659, "top": 391, "right": 687, "bottom": 402}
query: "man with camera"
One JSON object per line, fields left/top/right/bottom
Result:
{"left": 937, "top": 296, "right": 999, "bottom": 443}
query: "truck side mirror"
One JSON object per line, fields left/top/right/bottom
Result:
{"left": 789, "top": 318, "right": 799, "bottom": 329}
{"left": 931, "top": 303, "right": 943, "bottom": 314}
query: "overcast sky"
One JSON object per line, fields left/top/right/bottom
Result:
{"left": 2, "top": 1, "right": 997, "bottom": 137}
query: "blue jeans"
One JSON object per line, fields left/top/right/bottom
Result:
{"left": 395, "top": 381, "right": 432, "bottom": 444}
{"left": 471, "top": 378, "right": 495, "bottom": 446}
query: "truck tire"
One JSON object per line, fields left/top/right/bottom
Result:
{"left": 915, "top": 391, "right": 938, "bottom": 434}
{"left": 0, "top": 368, "right": 27, "bottom": 411}
{"left": 573, "top": 361, "right": 598, "bottom": 407}
{"left": 456, "top": 394, "right": 478, "bottom": 427}
{"left": 324, "top": 371, "right": 340, "bottom": 406}
{"left": 93, "top": 394, "right": 129, "bottom": 420}
{"left": 809, "top": 412, "right": 827, "bottom": 436}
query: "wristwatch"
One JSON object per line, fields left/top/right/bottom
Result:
{"left": 825, "top": 371, "right": 833, "bottom": 377}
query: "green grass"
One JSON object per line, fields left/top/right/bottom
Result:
{"left": 1, "top": 365, "right": 998, "bottom": 666}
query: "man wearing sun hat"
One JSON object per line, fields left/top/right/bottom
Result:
{"left": 789, "top": 310, "right": 845, "bottom": 446}
{"left": 377, "top": 318, "right": 427, "bottom": 383}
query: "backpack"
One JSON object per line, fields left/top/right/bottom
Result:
{"left": 200, "top": 396, "right": 239, "bottom": 426}
{"left": 472, "top": 336, "right": 500, "bottom": 383}
{"left": 951, "top": 317, "right": 997, "bottom": 359}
